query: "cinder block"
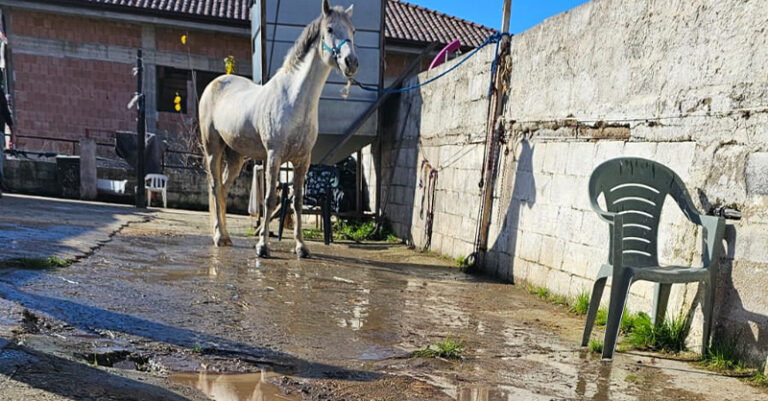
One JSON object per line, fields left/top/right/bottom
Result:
{"left": 623, "top": 142, "right": 658, "bottom": 160}
{"left": 746, "top": 152, "right": 768, "bottom": 195}
{"left": 539, "top": 236, "right": 566, "bottom": 269}
{"left": 519, "top": 231, "right": 543, "bottom": 262}
{"left": 566, "top": 142, "right": 597, "bottom": 177}
{"left": 593, "top": 141, "right": 625, "bottom": 165}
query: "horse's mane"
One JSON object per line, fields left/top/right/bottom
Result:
{"left": 281, "top": 7, "right": 351, "bottom": 71}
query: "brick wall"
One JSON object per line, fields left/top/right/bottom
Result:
{"left": 155, "top": 27, "right": 251, "bottom": 63}
{"left": 13, "top": 54, "right": 136, "bottom": 152}
{"left": 11, "top": 10, "right": 141, "bottom": 47}
{"left": 6, "top": 8, "right": 251, "bottom": 155}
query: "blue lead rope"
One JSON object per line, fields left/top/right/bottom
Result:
{"left": 352, "top": 32, "right": 511, "bottom": 95}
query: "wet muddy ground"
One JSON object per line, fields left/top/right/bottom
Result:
{"left": 0, "top": 194, "right": 766, "bottom": 400}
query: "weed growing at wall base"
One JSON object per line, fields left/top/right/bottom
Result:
{"left": 627, "top": 314, "right": 689, "bottom": 353}
{"left": 569, "top": 292, "right": 590, "bottom": 315}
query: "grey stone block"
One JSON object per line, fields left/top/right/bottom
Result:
{"left": 746, "top": 152, "right": 768, "bottom": 195}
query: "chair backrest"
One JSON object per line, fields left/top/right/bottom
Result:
{"left": 304, "top": 165, "right": 339, "bottom": 207}
{"left": 145, "top": 174, "right": 168, "bottom": 190}
{"left": 588, "top": 158, "right": 701, "bottom": 268}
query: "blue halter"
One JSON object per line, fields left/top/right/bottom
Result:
{"left": 322, "top": 39, "right": 350, "bottom": 57}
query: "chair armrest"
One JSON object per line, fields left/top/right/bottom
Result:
{"left": 590, "top": 198, "right": 619, "bottom": 223}
{"left": 700, "top": 215, "right": 726, "bottom": 268}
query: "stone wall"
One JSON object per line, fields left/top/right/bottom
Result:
{"left": 378, "top": 0, "right": 768, "bottom": 365}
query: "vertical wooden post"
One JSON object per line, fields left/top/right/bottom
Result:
{"left": 474, "top": 1, "right": 513, "bottom": 271}
{"left": 502, "top": 0, "right": 512, "bottom": 33}
{"left": 136, "top": 49, "right": 146, "bottom": 208}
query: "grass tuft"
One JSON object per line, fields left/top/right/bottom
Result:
{"left": 386, "top": 233, "right": 401, "bottom": 244}
{"left": 454, "top": 255, "right": 466, "bottom": 268}
{"left": 549, "top": 294, "right": 570, "bottom": 306}
{"left": 589, "top": 340, "right": 604, "bottom": 354}
{"left": 569, "top": 292, "right": 590, "bottom": 315}
{"left": 701, "top": 338, "right": 751, "bottom": 374}
{"left": 751, "top": 372, "right": 768, "bottom": 387}
{"left": 698, "top": 337, "right": 768, "bottom": 388}
{"left": 302, "top": 228, "right": 323, "bottom": 240}
{"left": 334, "top": 220, "right": 376, "bottom": 242}
{"left": 535, "top": 287, "right": 549, "bottom": 300}
{"left": 244, "top": 227, "right": 256, "bottom": 237}
{"left": 192, "top": 343, "right": 203, "bottom": 354}
{"left": 412, "top": 338, "right": 466, "bottom": 360}
{"left": 627, "top": 313, "right": 689, "bottom": 353}
{"left": 596, "top": 308, "right": 608, "bottom": 326}
{"left": 621, "top": 311, "right": 649, "bottom": 334}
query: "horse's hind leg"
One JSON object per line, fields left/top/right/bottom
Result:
{"left": 220, "top": 147, "right": 246, "bottom": 242}
{"left": 202, "top": 129, "right": 229, "bottom": 247}
{"left": 256, "top": 150, "right": 280, "bottom": 258}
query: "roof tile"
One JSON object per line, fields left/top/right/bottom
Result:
{"left": 385, "top": 0, "right": 496, "bottom": 48}
{"left": 59, "top": 0, "right": 497, "bottom": 47}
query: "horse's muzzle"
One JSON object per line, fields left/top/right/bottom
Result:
{"left": 343, "top": 55, "right": 359, "bottom": 78}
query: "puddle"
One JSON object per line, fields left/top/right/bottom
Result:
{"left": 170, "top": 371, "right": 300, "bottom": 401}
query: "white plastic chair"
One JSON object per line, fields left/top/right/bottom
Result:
{"left": 145, "top": 174, "right": 168, "bottom": 208}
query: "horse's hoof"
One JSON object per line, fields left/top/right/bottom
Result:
{"left": 214, "top": 236, "right": 233, "bottom": 247}
{"left": 296, "top": 246, "right": 310, "bottom": 259}
{"left": 256, "top": 244, "right": 270, "bottom": 258}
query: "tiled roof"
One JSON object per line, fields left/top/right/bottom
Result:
{"left": 59, "top": 0, "right": 250, "bottom": 22}
{"left": 385, "top": 0, "right": 496, "bottom": 48}
{"left": 53, "top": 0, "right": 496, "bottom": 47}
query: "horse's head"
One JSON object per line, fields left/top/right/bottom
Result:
{"left": 319, "top": 0, "right": 358, "bottom": 78}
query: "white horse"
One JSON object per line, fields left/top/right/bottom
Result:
{"left": 199, "top": 0, "right": 358, "bottom": 258}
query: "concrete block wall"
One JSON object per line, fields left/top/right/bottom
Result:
{"left": 378, "top": 51, "right": 493, "bottom": 257}
{"left": 378, "top": 0, "right": 768, "bottom": 364}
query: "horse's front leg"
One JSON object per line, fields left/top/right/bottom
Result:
{"left": 256, "top": 151, "right": 280, "bottom": 258}
{"left": 292, "top": 158, "right": 311, "bottom": 258}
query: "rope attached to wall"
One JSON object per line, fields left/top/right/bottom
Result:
{"left": 352, "top": 32, "right": 512, "bottom": 95}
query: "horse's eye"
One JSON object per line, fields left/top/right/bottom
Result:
{"left": 327, "top": 27, "right": 333, "bottom": 34}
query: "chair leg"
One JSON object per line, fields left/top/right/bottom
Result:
{"left": 652, "top": 283, "right": 672, "bottom": 326}
{"left": 701, "top": 279, "right": 715, "bottom": 356}
{"left": 602, "top": 271, "right": 633, "bottom": 360}
{"left": 582, "top": 276, "right": 607, "bottom": 346}
{"left": 323, "top": 195, "right": 332, "bottom": 245}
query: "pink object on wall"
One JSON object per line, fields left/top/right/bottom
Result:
{"left": 429, "top": 39, "right": 462, "bottom": 70}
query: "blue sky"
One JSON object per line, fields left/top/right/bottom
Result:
{"left": 409, "top": 0, "right": 590, "bottom": 33}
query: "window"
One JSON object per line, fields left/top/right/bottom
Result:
{"left": 156, "top": 66, "right": 190, "bottom": 113}
{"left": 156, "top": 68, "right": 226, "bottom": 114}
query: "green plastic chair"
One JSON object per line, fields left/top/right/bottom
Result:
{"left": 581, "top": 157, "right": 726, "bottom": 359}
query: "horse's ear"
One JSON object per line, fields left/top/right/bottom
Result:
{"left": 345, "top": 4, "right": 354, "bottom": 17}
{"left": 322, "top": 0, "right": 331, "bottom": 16}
